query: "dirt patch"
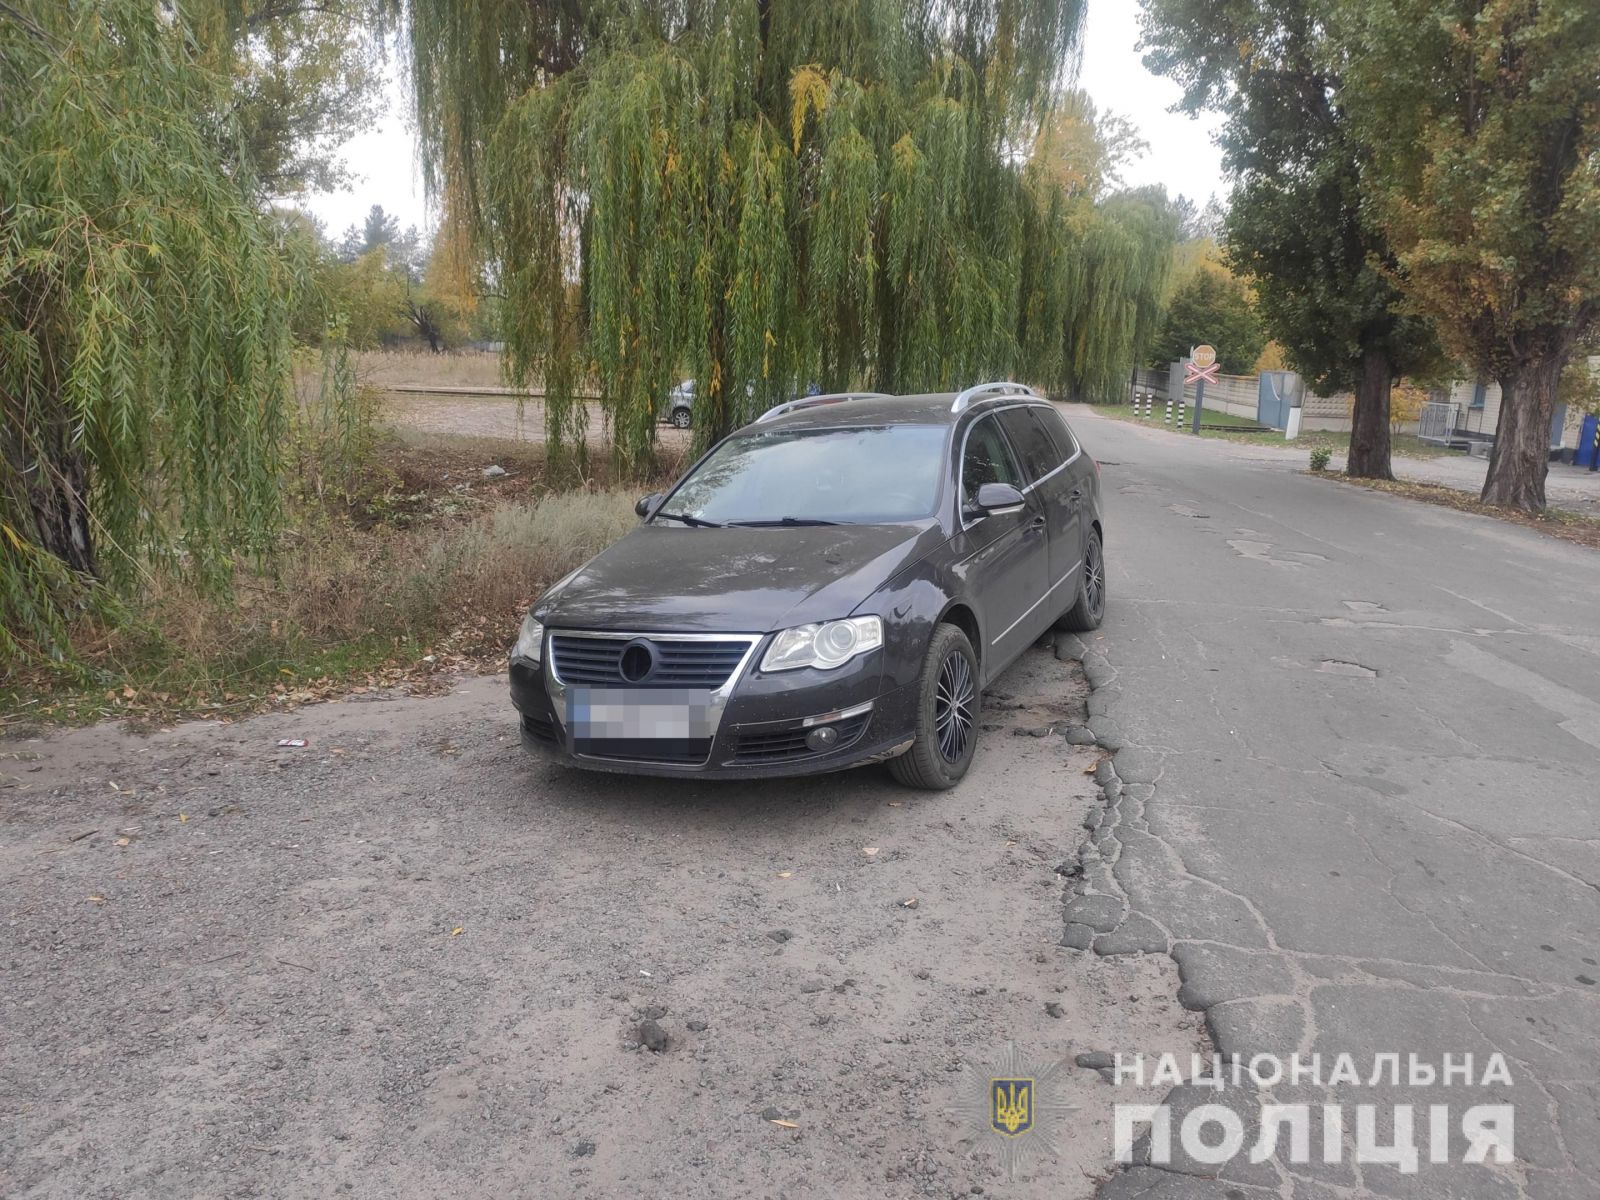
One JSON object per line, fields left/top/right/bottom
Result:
{"left": 357, "top": 429, "right": 691, "bottom": 528}
{"left": 0, "top": 646, "right": 1201, "bottom": 1198}
{"left": 380, "top": 392, "right": 696, "bottom": 454}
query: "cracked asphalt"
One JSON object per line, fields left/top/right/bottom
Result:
{"left": 1060, "top": 407, "right": 1600, "bottom": 1200}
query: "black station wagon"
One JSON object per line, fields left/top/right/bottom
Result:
{"left": 509, "top": 382, "right": 1105, "bottom": 789}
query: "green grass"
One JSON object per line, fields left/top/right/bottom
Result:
{"left": 1093, "top": 403, "right": 1461, "bottom": 459}
{"left": 0, "top": 632, "right": 429, "bottom": 731}
{"left": 1196, "top": 408, "right": 1270, "bottom": 429}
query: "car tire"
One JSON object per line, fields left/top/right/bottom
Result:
{"left": 670, "top": 407, "right": 692, "bottom": 429}
{"left": 889, "top": 623, "right": 981, "bottom": 791}
{"left": 1056, "top": 525, "right": 1105, "bottom": 632}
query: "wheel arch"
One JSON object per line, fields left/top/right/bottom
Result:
{"left": 937, "top": 600, "right": 982, "bottom": 671}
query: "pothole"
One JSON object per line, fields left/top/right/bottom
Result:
{"left": 1272, "top": 656, "right": 1380, "bottom": 678}
{"left": 1226, "top": 538, "right": 1328, "bottom": 567}
{"left": 984, "top": 645, "right": 1090, "bottom": 735}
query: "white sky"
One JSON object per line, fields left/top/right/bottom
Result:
{"left": 301, "top": 0, "right": 1228, "bottom": 239}
{"left": 1076, "top": 0, "right": 1226, "bottom": 207}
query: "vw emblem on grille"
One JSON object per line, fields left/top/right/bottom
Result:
{"left": 618, "top": 638, "right": 658, "bottom": 683}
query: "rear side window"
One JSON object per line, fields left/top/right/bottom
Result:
{"left": 1036, "top": 406, "right": 1079, "bottom": 461}
{"left": 996, "top": 407, "right": 1062, "bottom": 482}
{"left": 961, "top": 415, "right": 1023, "bottom": 503}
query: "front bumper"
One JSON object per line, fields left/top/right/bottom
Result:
{"left": 508, "top": 637, "right": 917, "bottom": 779}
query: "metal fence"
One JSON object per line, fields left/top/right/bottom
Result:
{"left": 1418, "top": 401, "right": 1460, "bottom": 445}
{"left": 1128, "top": 367, "right": 1170, "bottom": 404}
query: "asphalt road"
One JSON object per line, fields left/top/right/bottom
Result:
{"left": 1062, "top": 407, "right": 1600, "bottom": 1200}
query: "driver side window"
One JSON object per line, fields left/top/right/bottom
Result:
{"left": 962, "top": 416, "right": 1023, "bottom": 507}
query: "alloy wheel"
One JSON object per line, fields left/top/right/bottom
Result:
{"left": 934, "top": 648, "right": 976, "bottom": 763}
{"left": 1084, "top": 534, "right": 1105, "bottom": 620}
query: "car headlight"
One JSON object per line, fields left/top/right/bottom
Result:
{"left": 512, "top": 613, "right": 546, "bottom": 664}
{"left": 761, "top": 616, "right": 883, "bottom": 672}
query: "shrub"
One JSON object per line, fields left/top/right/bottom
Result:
{"left": 1309, "top": 447, "right": 1333, "bottom": 472}
{"left": 17, "top": 489, "right": 639, "bottom": 718}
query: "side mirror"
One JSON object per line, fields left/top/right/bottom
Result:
{"left": 635, "top": 492, "right": 664, "bottom": 519}
{"left": 968, "top": 482, "right": 1026, "bottom": 518}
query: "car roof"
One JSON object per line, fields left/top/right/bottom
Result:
{"left": 748, "top": 390, "right": 1051, "bottom": 431}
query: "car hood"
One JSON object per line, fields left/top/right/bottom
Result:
{"left": 535, "top": 521, "right": 944, "bottom": 633}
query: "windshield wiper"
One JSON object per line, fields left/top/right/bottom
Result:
{"left": 726, "top": 516, "right": 847, "bottom": 527}
{"left": 653, "top": 510, "right": 723, "bottom": 528}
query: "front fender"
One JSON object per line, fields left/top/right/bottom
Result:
{"left": 850, "top": 565, "right": 962, "bottom": 694}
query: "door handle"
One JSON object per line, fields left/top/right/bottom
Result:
{"left": 1028, "top": 514, "right": 1047, "bottom": 531}
{"left": 1069, "top": 487, "right": 1084, "bottom": 502}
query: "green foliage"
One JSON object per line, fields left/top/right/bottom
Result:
{"left": 0, "top": 0, "right": 357, "bottom": 662}
{"left": 1139, "top": 0, "right": 1439, "bottom": 400}
{"left": 1559, "top": 353, "right": 1600, "bottom": 419}
{"left": 1150, "top": 271, "right": 1267, "bottom": 375}
{"left": 396, "top": 0, "right": 1174, "bottom": 470}
{"left": 306, "top": 212, "right": 473, "bottom": 352}
{"left": 223, "top": 0, "right": 386, "bottom": 197}
{"left": 1029, "top": 91, "right": 1149, "bottom": 201}
{"left": 1344, "top": 0, "right": 1600, "bottom": 377}
{"left": 337, "top": 205, "right": 419, "bottom": 272}
{"left": 1341, "top": 0, "right": 1600, "bottom": 509}
{"left": 324, "top": 248, "right": 410, "bottom": 347}
{"left": 1309, "top": 447, "right": 1332, "bottom": 472}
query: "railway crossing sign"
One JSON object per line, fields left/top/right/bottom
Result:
{"left": 1184, "top": 345, "right": 1219, "bottom": 434}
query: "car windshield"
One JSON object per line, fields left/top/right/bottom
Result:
{"left": 659, "top": 425, "right": 948, "bottom": 525}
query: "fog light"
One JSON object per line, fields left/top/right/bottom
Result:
{"left": 805, "top": 726, "right": 840, "bottom": 752}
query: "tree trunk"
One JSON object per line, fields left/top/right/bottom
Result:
{"left": 1482, "top": 352, "right": 1563, "bottom": 511}
{"left": 1346, "top": 344, "right": 1394, "bottom": 480}
{"left": 5, "top": 337, "right": 97, "bottom": 577}
{"left": 27, "top": 449, "right": 97, "bottom": 577}
{"left": 707, "top": 293, "right": 732, "bottom": 443}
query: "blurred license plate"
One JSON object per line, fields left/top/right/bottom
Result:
{"left": 566, "top": 688, "right": 713, "bottom": 741}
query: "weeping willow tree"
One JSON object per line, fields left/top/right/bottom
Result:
{"left": 0, "top": 1, "right": 345, "bottom": 660}
{"left": 396, "top": 0, "right": 1177, "bottom": 472}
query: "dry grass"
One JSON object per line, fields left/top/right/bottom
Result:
{"left": 352, "top": 348, "right": 510, "bottom": 390}
{"left": 1313, "top": 473, "right": 1600, "bottom": 551}
{"left": 1, "top": 402, "right": 699, "bottom": 727}
{"left": 2, "top": 488, "right": 639, "bottom": 728}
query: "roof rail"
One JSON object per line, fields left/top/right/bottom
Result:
{"left": 755, "top": 392, "right": 892, "bottom": 423}
{"left": 950, "top": 381, "right": 1038, "bottom": 413}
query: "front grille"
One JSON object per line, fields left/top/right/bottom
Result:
{"left": 732, "top": 711, "right": 871, "bottom": 764}
{"left": 549, "top": 634, "right": 752, "bottom": 689}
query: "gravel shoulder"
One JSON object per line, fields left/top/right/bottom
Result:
{"left": 1, "top": 645, "right": 1201, "bottom": 1199}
